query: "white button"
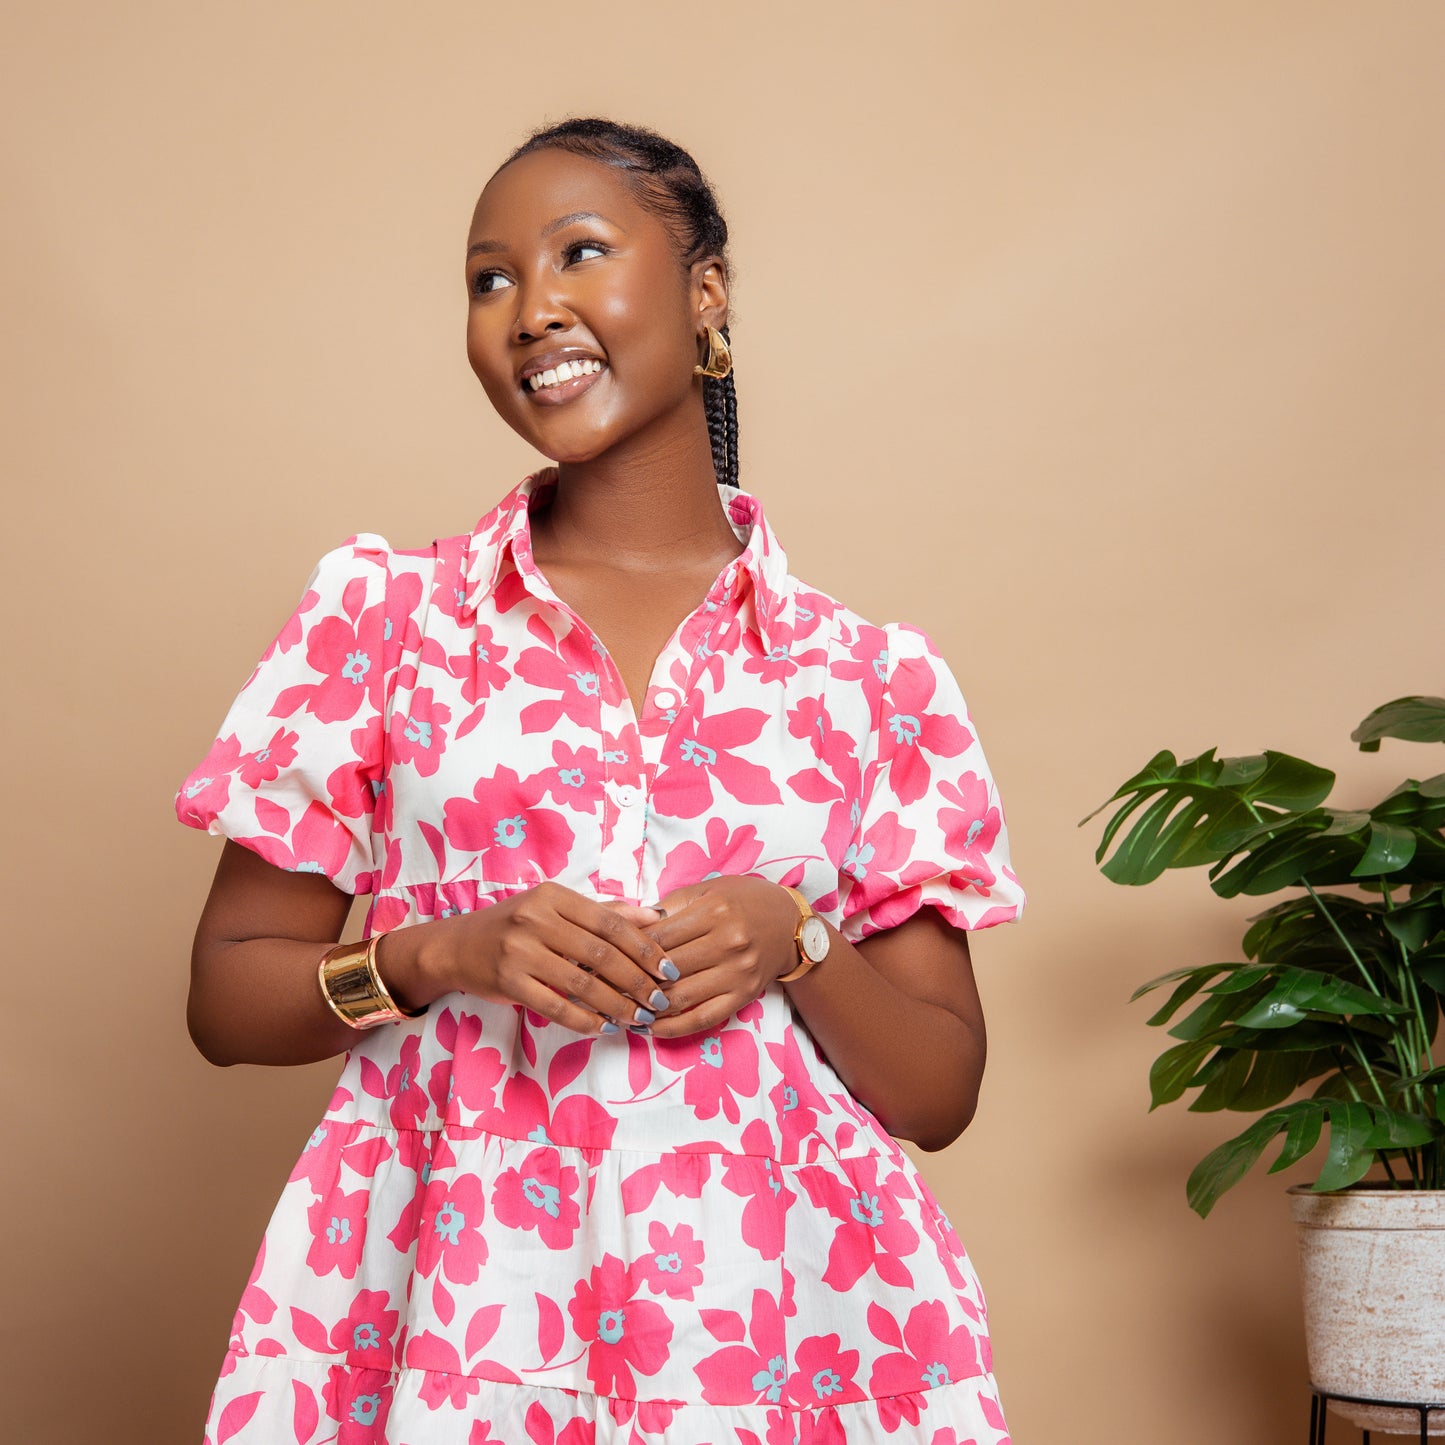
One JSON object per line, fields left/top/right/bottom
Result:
{"left": 613, "top": 784, "right": 641, "bottom": 808}
{"left": 653, "top": 689, "right": 677, "bottom": 709}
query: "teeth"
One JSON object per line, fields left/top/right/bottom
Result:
{"left": 528, "top": 359, "right": 603, "bottom": 391}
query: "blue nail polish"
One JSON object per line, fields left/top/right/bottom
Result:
{"left": 628, "top": 1023, "right": 652, "bottom": 1035}
{"left": 633, "top": 1006, "right": 657, "bottom": 1026}
{"left": 648, "top": 988, "right": 670, "bottom": 1011}
{"left": 658, "top": 958, "right": 680, "bottom": 982}
{"left": 600, "top": 1019, "right": 620, "bottom": 1035}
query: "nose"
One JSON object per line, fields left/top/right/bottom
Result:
{"left": 511, "top": 268, "right": 573, "bottom": 345}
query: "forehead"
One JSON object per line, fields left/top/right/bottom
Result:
{"left": 470, "top": 148, "right": 657, "bottom": 240}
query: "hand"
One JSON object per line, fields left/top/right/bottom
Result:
{"left": 641, "top": 876, "right": 801, "bottom": 1038}
{"left": 425, "top": 882, "right": 676, "bottom": 1036}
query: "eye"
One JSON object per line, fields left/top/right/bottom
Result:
{"left": 470, "top": 268, "right": 513, "bottom": 297}
{"left": 565, "top": 238, "right": 609, "bottom": 264}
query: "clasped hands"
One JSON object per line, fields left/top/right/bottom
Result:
{"left": 461, "top": 875, "right": 802, "bottom": 1039}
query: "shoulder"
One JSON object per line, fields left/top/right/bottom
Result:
{"left": 784, "top": 571, "right": 949, "bottom": 672}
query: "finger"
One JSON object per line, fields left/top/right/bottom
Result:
{"left": 639, "top": 893, "right": 723, "bottom": 956}
{"left": 646, "top": 973, "right": 750, "bottom": 1039}
{"left": 514, "top": 974, "right": 618, "bottom": 1038}
{"left": 548, "top": 918, "right": 674, "bottom": 1022}
{"left": 555, "top": 894, "right": 675, "bottom": 988}
{"left": 599, "top": 900, "right": 664, "bottom": 925}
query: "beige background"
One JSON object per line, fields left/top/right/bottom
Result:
{"left": 5, "top": 3, "right": 1442, "bottom": 1441}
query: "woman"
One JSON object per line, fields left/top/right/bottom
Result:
{"left": 177, "top": 117, "right": 1024, "bottom": 1444}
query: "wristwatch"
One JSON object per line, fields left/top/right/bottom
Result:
{"left": 778, "top": 885, "right": 830, "bottom": 983}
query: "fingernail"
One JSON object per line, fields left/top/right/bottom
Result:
{"left": 633, "top": 1006, "right": 657, "bottom": 1026}
{"left": 658, "top": 958, "right": 680, "bottom": 982}
{"left": 649, "top": 904, "right": 668, "bottom": 918}
{"left": 600, "top": 1019, "right": 620, "bottom": 1035}
{"left": 628, "top": 1023, "right": 652, "bottom": 1035}
{"left": 648, "top": 988, "right": 670, "bottom": 1012}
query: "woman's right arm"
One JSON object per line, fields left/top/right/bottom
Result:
{"left": 187, "top": 840, "right": 675, "bottom": 1067}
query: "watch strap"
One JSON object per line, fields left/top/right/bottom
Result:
{"left": 777, "top": 885, "right": 825, "bottom": 984}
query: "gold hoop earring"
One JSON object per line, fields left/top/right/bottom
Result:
{"left": 692, "top": 324, "right": 732, "bottom": 381}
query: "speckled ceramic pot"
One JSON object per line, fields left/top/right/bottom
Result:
{"left": 1289, "top": 1185, "right": 1445, "bottom": 1437}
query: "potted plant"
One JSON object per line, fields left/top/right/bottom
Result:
{"left": 1083, "top": 696, "right": 1445, "bottom": 1436}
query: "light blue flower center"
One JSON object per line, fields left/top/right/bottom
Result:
{"left": 654, "top": 1251, "right": 682, "bottom": 1274}
{"left": 965, "top": 818, "right": 984, "bottom": 845}
{"left": 557, "top": 768, "right": 585, "bottom": 788}
{"left": 327, "top": 1216, "right": 352, "bottom": 1246}
{"left": 598, "top": 1309, "right": 626, "bottom": 1344}
{"left": 404, "top": 717, "right": 433, "bottom": 748}
{"left": 812, "top": 1367, "right": 843, "bottom": 1398}
{"left": 922, "top": 1361, "right": 951, "bottom": 1388}
{"left": 842, "top": 841, "right": 874, "bottom": 880}
{"left": 350, "top": 1393, "right": 382, "bottom": 1426}
{"left": 434, "top": 1201, "right": 464, "bottom": 1245}
{"left": 254, "top": 747, "right": 271, "bottom": 763}
{"left": 305, "top": 1125, "right": 328, "bottom": 1151}
{"left": 494, "top": 815, "right": 527, "bottom": 848}
{"left": 527, "top": 1124, "right": 553, "bottom": 1145}
{"left": 603, "top": 749, "right": 629, "bottom": 764}
{"left": 888, "top": 712, "right": 922, "bottom": 745}
{"left": 700, "top": 1036, "right": 723, "bottom": 1068}
{"left": 352, "top": 1323, "right": 381, "bottom": 1351}
{"left": 872, "top": 650, "right": 888, "bottom": 682}
{"left": 522, "top": 1177, "right": 562, "bottom": 1218}
{"left": 849, "top": 1192, "right": 884, "bottom": 1228}
{"left": 752, "top": 1354, "right": 787, "bottom": 1403}
{"left": 782, "top": 1085, "right": 799, "bottom": 1113}
{"left": 679, "top": 738, "right": 717, "bottom": 768}
{"left": 342, "top": 650, "right": 372, "bottom": 684}
{"left": 184, "top": 777, "right": 213, "bottom": 799}
{"left": 570, "top": 670, "right": 600, "bottom": 696}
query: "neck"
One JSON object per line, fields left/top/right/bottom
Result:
{"left": 533, "top": 418, "right": 742, "bottom": 575}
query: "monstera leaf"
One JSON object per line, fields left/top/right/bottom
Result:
{"left": 1082, "top": 749, "right": 1334, "bottom": 885}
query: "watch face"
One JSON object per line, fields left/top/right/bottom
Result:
{"left": 800, "top": 915, "right": 830, "bottom": 963}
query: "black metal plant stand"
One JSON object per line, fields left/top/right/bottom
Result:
{"left": 1309, "top": 1386, "right": 1445, "bottom": 1444}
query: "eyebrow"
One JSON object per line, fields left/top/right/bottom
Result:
{"left": 466, "top": 211, "right": 617, "bottom": 258}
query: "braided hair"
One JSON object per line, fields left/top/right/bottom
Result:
{"left": 498, "top": 118, "right": 740, "bottom": 490}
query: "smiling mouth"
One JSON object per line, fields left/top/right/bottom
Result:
{"left": 523, "top": 359, "right": 607, "bottom": 405}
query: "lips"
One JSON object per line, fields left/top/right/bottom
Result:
{"left": 518, "top": 347, "right": 607, "bottom": 387}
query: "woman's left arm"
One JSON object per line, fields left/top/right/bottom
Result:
{"left": 645, "top": 877, "right": 986, "bottom": 1151}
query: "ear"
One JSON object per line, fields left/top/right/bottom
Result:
{"left": 690, "top": 255, "right": 729, "bottom": 332}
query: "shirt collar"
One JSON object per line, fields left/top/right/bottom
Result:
{"left": 462, "top": 467, "right": 791, "bottom": 648}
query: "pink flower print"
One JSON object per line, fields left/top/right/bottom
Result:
{"left": 175, "top": 734, "right": 243, "bottom": 823}
{"left": 237, "top": 726, "right": 297, "bottom": 788}
{"left": 786, "top": 695, "right": 859, "bottom": 774}
{"left": 788, "top": 1332, "right": 864, "bottom": 1408}
{"left": 245, "top": 798, "right": 358, "bottom": 880}
{"left": 653, "top": 1026, "right": 760, "bottom": 1124}
{"left": 460, "top": 622, "right": 512, "bottom": 703}
{"left": 765, "top": 1028, "right": 829, "bottom": 1159}
{"left": 650, "top": 703, "right": 783, "bottom": 818}
{"left": 322, "top": 1365, "right": 394, "bottom": 1441}
{"left": 842, "top": 807, "right": 918, "bottom": 908}
{"left": 480, "top": 1070, "right": 618, "bottom": 1151}
{"left": 328, "top": 1288, "right": 401, "bottom": 1370}
{"left": 795, "top": 1157, "right": 920, "bottom": 1291}
{"left": 567, "top": 1253, "right": 674, "bottom": 1397}
{"left": 739, "top": 626, "right": 825, "bottom": 686}
{"left": 866, "top": 1298, "right": 987, "bottom": 1399}
{"left": 719, "top": 1121, "right": 795, "bottom": 1260}
{"left": 694, "top": 1286, "right": 787, "bottom": 1406}
{"left": 937, "top": 772, "right": 1001, "bottom": 889}
{"left": 637, "top": 1221, "right": 704, "bottom": 1300}
{"left": 655, "top": 815, "right": 764, "bottom": 896}
{"left": 272, "top": 586, "right": 384, "bottom": 725}
{"left": 416, "top": 1170, "right": 489, "bottom": 1286}
{"left": 492, "top": 1145, "right": 582, "bottom": 1249}
{"left": 516, "top": 637, "right": 604, "bottom": 732}
{"left": 526, "top": 740, "right": 607, "bottom": 813}
{"left": 356, "top": 1032, "right": 435, "bottom": 1132}
{"left": 789, "top": 586, "right": 840, "bottom": 642}
{"left": 326, "top": 713, "right": 384, "bottom": 825}
{"left": 233, "top": 1237, "right": 276, "bottom": 1331}
{"left": 442, "top": 765, "right": 576, "bottom": 886}
{"left": 619, "top": 1149, "right": 713, "bottom": 1214}
{"left": 829, "top": 622, "right": 889, "bottom": 713}
{"left": 389, "top": 686, "right": 451, "bottom": 776}
{"left": 525, "top": 1400, "right": 598, "bottom": 1445}
{"left": 385, "top": 1128, "right": 454, "bottom": 1254}
{"left": 305, "top": 1185, "right": 368, "bottom": 1279}
{"left": 404, "top": 1331, "right": 484, "bottom": 1410}
{"left": 880, "top": 652, "right": 974, "bottom": 808}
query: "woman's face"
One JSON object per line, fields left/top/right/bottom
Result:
{"left": 465, "top": 148, "right": 725, "bottom": 466}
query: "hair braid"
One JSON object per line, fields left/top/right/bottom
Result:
{"left": 498, "top": 118, "right": 740, "bottom": 489}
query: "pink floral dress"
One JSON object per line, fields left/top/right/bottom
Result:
{"left": 175, "top": 467, "right": 1025, "bottom": 1445}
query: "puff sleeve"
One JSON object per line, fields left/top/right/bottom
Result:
{"left": 837, "top": 622, "right": 1025, "bottom": 944}
{"left": 173, "top": 534, "right": 394, "bottom": 895}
